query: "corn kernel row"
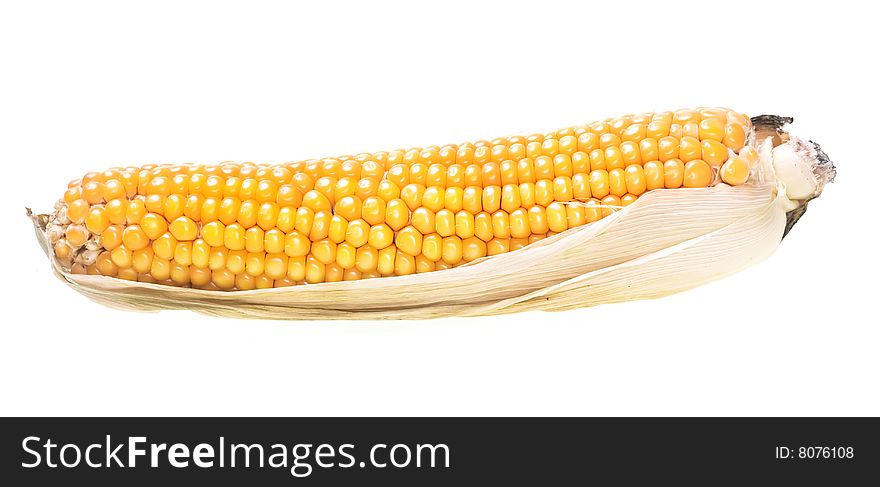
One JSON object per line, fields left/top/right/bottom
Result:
{"left": 50, "top": 107, "right": 756, "bottom": 289}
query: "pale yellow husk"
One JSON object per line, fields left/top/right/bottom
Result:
{"left": 31, "top": 182, "right": 786, "bottom": 320}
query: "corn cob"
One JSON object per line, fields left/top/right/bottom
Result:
{"left": 30, "top": 107, "right": 834, "bottom": 319}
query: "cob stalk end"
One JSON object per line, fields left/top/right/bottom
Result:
{"left": 751, "top": 115, "right": 836, "bottom": 237}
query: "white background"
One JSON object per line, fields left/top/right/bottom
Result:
{"left": 1, "top": 0, "right": 877, "bottom": 416}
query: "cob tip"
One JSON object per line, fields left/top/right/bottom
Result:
{"left": 750, "top": 115, "right": 836, "bottom": 236}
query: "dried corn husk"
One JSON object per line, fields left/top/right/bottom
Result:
{"left": 29, "top": 116, "right": 835, "bottom": 320}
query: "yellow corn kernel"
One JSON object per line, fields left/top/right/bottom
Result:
{"left": 52, "top": 107, "right": 752, "bottom": 287}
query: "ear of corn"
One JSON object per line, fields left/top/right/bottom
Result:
{"left": 30, "top": 108, "right": 835, "bottom": 319}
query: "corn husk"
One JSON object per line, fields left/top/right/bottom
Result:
{"left": 29, "top": 118, "right": 833, "bottom": 320}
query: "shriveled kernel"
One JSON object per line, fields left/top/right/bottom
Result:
{"left": 65, "top": 224, "right": 89, "bottom": 247}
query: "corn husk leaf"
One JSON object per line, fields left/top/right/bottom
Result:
{"left": 31, "top": 183, "right": 785, "bottom": 320}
